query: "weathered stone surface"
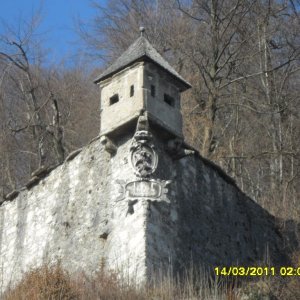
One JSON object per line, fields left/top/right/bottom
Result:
{"left": 99, "top": 62, "right": 145, "bottom": 137}
{"left": 0, "top": 135, "right": 151, "bottom": 292}
{"left": 25, "top": 176, "right": 40, "bottom": 189}
{"left": 4, "top": 190, "right": 19, "bottom": 201}
{"left": 65, "top": 148, "right": 82, "bottom": 162}
{"left": 98, "top": 61, "right": 184, "bottom": 139}
{"left": 0, "top": 130, "right": 289, "bottom": 293}
{"left": 100, "top": 136, "right": 117, "bottom": 155}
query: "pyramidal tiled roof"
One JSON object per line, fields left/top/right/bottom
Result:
{"left": 94, "top": 36, "right": 191, "bottom": 90}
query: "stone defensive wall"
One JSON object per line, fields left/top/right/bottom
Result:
{"left": 0, "top": 132, "right": 290, "bottom": 292}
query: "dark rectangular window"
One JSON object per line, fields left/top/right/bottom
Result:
{"left": 164, "top": 94, "right": 175, "bottom": 107}
{"left": 151, "top": 85, "right": 155, "bottom": 97}
{"left": 130, "top": 85, "right": 134, "bottom": 97}
{"left": 109, "top": 94, "right": 119, "bottom": 106}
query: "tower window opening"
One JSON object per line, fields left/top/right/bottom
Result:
{"left": 109, "top": 94, "right": 119, "bottom": 106}
{"left": 130, "top": 85, "right": 134, "bottom": 97}
{"left": 164, "top": 94, "right": 175, "bottom": 107}
{"left": 151, "top": 85, "right": 156, "bottom": 97}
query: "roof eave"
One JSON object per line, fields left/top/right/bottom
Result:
{"left": 93, "top": 56, "right": 146, "bottom": 84}
{"left": 93, "top": 55, "right": 192, "bottom": 91}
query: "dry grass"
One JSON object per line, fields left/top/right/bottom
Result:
{"left": 3, "top": 264, "right": 77, "bottom": 300}
{"left": 2, "top": 264, "right": 238, "bottom": 300}
{"left": 2, "top": 259, "right": 300, "bottom": 300}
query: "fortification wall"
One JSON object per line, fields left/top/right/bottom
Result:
{"left": 0, "top": 136, "right": 148, "bottom": 292}
{"left": 0, "top": 131, "right": 288, "bottom": 292}
{"left": 145, "top": 148, "right": 287, "bottom": 277}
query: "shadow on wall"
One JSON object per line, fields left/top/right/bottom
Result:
{"left": 172, "top": 154, "right": 299, "bottom": 274}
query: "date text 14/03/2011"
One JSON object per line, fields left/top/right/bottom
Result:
{"left": 214, "top": 267, "right": 300, "bottom": 276}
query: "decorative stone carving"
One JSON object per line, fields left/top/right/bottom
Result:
{"left": 100, "top": 135, "right": 117, "bottom": 155}
{"left": 130, "top": 130, "right": 158, "bottom": 178}
{"left": 136, "top": 111, "right": 149, "bottom": 131}
{"left": 116, "top": 179, "right": 171, "bottom": 203}
{"left": 116, "top": 114, "right": 171, "bottom": 208}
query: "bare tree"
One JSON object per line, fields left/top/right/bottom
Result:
{"left": 0, "top": 12, "right": 99, "bottom": 194}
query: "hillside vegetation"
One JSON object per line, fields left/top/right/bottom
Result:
{"left": 0, "top": 1, "right": 299, "bottom": 298}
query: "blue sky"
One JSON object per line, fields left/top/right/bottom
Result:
{"left": 0, "top": 0, "right": 105, "bottom": 64}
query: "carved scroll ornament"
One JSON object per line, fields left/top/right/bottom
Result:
{"left": 116, "top": 179, "right": 171, "bottom": 203}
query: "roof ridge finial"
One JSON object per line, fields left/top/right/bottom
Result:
{"left": 139, "top": 26, "right": 145, "bottom": 37}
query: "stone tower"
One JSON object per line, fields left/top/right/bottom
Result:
{"left": 93, "top": 30, "right": 195, "bottom": 280}
{"left": 94, "top": 30, "right": 191, "bottom": 140}
{"left": 92, "top": 32, "right": 286, "bottom": 280}
{"left": 0, "top": 30, "right": 288, "bottom": 293}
